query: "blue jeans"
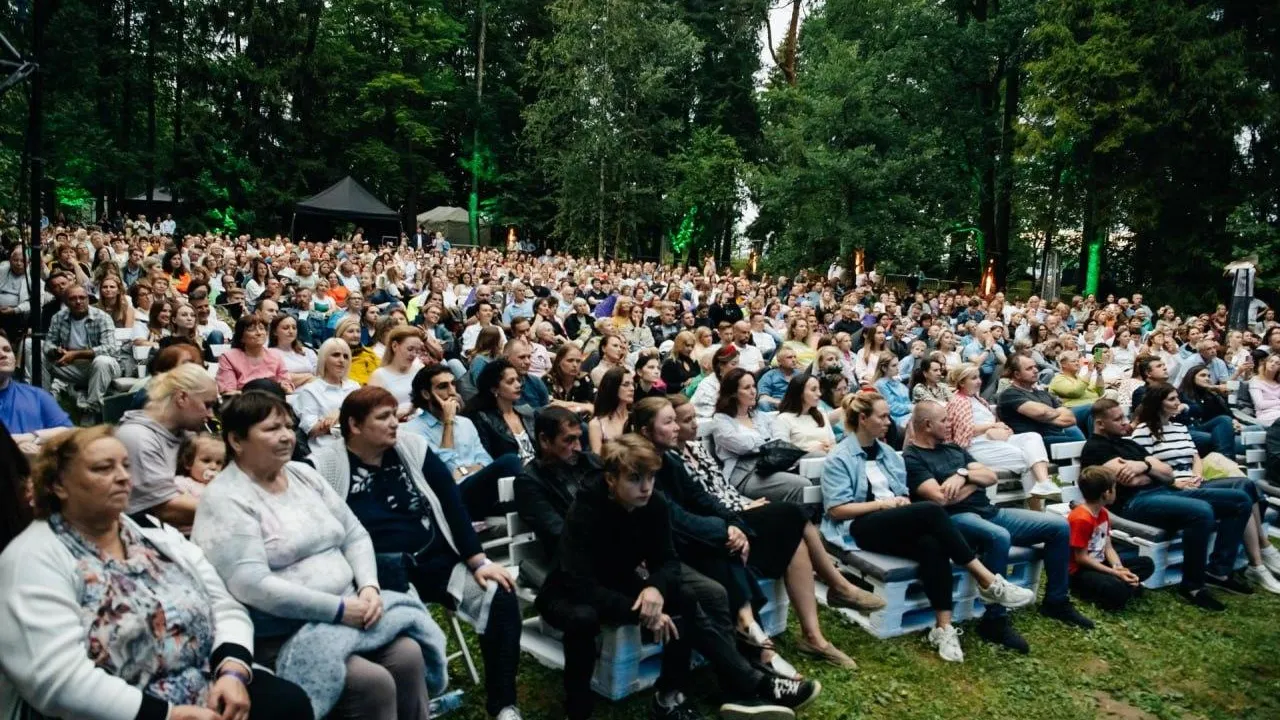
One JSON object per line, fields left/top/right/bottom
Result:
{"left": 1117, "top": 486, "right": 1252, "bottom": 590}
{"left": 951, "top": 508, "right": 1070, "bottom": 618}
{"left": 1039, "top": 424, "right": 1087, "bottom": 451}
{"left": 1070, "top": 404, "right": 1093, "bottom": 436}
{"left": 1190, "top": 415, "right": 1235, "bottom": 456}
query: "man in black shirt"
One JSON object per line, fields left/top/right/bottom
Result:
{"left": 905, "top": 402, "right": 1091, "bottom": 654}
{"left": 1080, "top": 399, "right": 1253, "bottom": 611}
{"left": 997, "top": 355, "right": 1089, "bottom": 445}
{"left": 708, "top": 292, "right": 744, "bottom": 329}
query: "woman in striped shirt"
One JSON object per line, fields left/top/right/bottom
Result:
{"left": 1130, "top": 383, "right": 1280, "bottom": 593}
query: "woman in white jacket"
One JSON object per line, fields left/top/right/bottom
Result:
{"left": 0, "top": 426, "right": 313, "bottom": 720}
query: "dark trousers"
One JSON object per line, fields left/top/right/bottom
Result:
{"left": 1070, "top": 556, "right": 1155, "bottom": 611}
{"left": 459, "top": 453, "right": 524, "bottom": 519}
{"left": 538, "top": 563, "right": 761, "bottom": 720}
{"left": 410, "top": 560, "right": 521, "bottom": 715}
{"left": 850, "top": 502, "right": 977, "bottom": 612}
{"left": 246, "top": 668, "right": 317, "bottom": 719}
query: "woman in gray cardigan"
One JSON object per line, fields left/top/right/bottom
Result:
{"left": 193, "top": 391, "right": 443, "bottom": 720}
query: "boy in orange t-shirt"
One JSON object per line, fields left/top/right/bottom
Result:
{"left": 1067, "top": 467, "right": 1155, "bottom": 611}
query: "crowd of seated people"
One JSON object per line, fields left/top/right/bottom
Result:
{"left": 2, "top": 223, "right": 1280, "bottom": 718}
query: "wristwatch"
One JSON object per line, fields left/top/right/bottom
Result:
{"left": 956, "top": 468, "right": 970, "bottom": 479}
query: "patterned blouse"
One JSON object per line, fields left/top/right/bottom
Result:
{"left": 549, "top": 372, "right": 595, "bottom": 405}
{"left": 911, "top": 382, "right": 953, "bottom": 405}
{"left": 681, "top": 439, "right": 751, "bottom": 513}
{"left": 51, "top": 514, "right": 215, "bottom": 707}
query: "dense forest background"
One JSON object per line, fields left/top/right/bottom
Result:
{"left": 1, "top": 0, "right": 1278, "bottom": 305}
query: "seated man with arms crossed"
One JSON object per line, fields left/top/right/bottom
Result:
{"left": 998, "top": 354, "right": 1089, "bottom": 448}
{"left": 904, "top": 401, "right": 1092, "bottom": 655}
{"left": 1079, "top": 398, "right": 1254, "bottom": 611}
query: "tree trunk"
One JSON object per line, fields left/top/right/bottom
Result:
{"left": 783, "top": 0, "right": 800, "bottom": 86}
{"left": 145, "top": 0, "right": 158, "bottom": 203}
{"left": 172, "top": 0, "right": 184, "bottom": 206}
{"left": 96, "top": 0, "right": 114, "bottom": 219}
{"left": 1038, "top": 153, "right": 1065, "bottom": 290}
{"left": 470, "top": 0, "right": 486, "bottom": 245}
{"left": 596, "top": 159, "right": 605, "bottom": 259}
{"left": 994, "top": 57, "right": 1020, "bottom": 290}
{"left": 119, "top": 0, "right": 135, "bottom": 207}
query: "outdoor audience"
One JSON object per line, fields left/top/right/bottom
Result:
{"left": 2, "top": 224, "right": 1280, "bottom": 718}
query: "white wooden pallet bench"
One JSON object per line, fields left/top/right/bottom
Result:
{"left": 797, "top": 475, "right": 1043, "bottom": 639}
{"left": 1047, "top": 439, "right": 1252, "bottom": 588}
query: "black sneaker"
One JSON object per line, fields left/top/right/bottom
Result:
{"left": 976, "top": 615, "right": 1030, "bottom": 654}
{"left": 1206, "top": 573, "right": 1255, "bottom": 596}
{"left": 1039, "top": 600, "right": 1096, "bottom": 630}
{"left": 1178, "top": 586, "right": 1226, "bottom": 611}
{"left": 758, "top": 676, "right": 819, "bottom": 710}
{"left": 650, "top": 693, "right": 702, "bottom": 720}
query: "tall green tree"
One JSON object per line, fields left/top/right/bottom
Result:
{"left": 524, "top": 0, "right": 702, "bottom": 258}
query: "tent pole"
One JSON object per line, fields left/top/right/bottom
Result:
{"left": 289, "top": 212, "right": 296, "bottom": 242}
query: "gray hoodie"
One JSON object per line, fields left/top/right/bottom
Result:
{"left": 118, "top": 409, "right": 189, "bottom": 515}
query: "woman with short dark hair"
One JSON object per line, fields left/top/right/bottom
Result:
{"left": 194, "top": 392, "right": 445, "bottom": 720}
{"left": 216, "top": 314, "right": 292, "bottom": 394}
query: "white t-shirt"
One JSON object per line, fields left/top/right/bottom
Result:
{"left": 198, "top": 319, "right": 233, "bottom": 342}
{"left": 369, "top": 361, "right": 423, "bottom": 407}
{"left": 772, "top": 412, "right": 835, "bottom": 453}
{"left": 461, "top": 323, "right": 505, "bottom": 354}
{"left": 866, "top": 462, "right": 894, "bottom": 501}
{"left": 273, "top": 346, "right": 318, "bottom": 375}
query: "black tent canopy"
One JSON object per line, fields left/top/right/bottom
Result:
{"left": 291, "top": 176, "right": 401, "bottom": 241}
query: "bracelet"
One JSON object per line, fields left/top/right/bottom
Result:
{"left": 217, "top": 668, "right": 252, "bottom": 686}
{"left": 335, "top": 598, "right": 346, "bottom": 623}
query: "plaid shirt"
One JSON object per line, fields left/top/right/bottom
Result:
{"left": 46, "top": 306, "right": 121, "bottom": 360}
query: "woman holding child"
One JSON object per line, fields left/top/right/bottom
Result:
{"left": 116, "top": 364, "right": 220, "bottom": 534}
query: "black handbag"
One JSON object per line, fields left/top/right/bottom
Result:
{"left": 754, "top": 439, "right": 808, "bottom": 476}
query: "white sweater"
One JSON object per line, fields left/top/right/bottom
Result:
{"left": 0, "top": 517, "right": 254, "bottom": 720}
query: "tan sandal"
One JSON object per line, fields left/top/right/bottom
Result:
{"left": 829, "top": 585, "right": 887, "bottom": 612}
{"left": 795, "top": 638, "right": 857, "bottom": 669}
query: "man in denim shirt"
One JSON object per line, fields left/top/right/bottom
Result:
{"left": 404, "top": 364, "right": 523, "bottom": 518}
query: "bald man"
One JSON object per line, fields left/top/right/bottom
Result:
{"left": 903, "top": 402, "right": 1091, "bottom": 654}
{"left": 729, "top": 320, "right": 764, "bottom": 373}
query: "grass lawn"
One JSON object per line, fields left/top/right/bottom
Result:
{"left": 439, "top": 570, "right": 1280, "bottom": 720}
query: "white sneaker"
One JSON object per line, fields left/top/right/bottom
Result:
{"left": 978, "top": 574, "right": 1036, "bottom": 609}
{"left": 928, "top": 625, "right": 964, "bottom": 662}
{"left": 496, "top": 707, "right": 523, "bottom": 720}
{"left": 1260, "top": 545, "right": 1280, "bottom": 577}
{"left": 1030, "top": 479, "right": 1060, "bottom": 498}
{"left": 1245, "top": 565, "right": 1280, "bottom": 595}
